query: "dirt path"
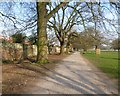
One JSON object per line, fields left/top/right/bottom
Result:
{"left": 25, "top": 52, "right": 118, "bottom": 94}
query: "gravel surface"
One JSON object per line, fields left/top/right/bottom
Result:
{"left": 26, "top": 52, "right": 118, "bottom": 94}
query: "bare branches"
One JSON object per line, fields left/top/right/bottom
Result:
{"left": 46, "top": 2, "right": 68, "bottom": 21}
{"left": 0, "top": 12, "right": 17, "bottom": 28}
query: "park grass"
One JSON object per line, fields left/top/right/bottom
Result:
{"left": 82, "top": 51, "right": 119, "bottom": 80}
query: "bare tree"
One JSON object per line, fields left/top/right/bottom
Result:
{"left": 48, "top": 3, "right": 79, "bottom": 54}
{"left": 111, "top": 38, "right": 120, "bottom": 51}
{"left": 36, "top": 2, "right": 68, "bottom": 63}
{"left": 0, "top": 2, "right": 68, "bottom": 63}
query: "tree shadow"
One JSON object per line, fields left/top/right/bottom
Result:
{"left": 15, "top": 61, "right": 110, "bottom": 94}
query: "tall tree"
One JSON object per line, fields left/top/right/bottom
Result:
{"left": 36, "top": 2, "right": 68, "bottom": 63}
{"left": 69, "top": 28, "right": 104, "bottom": 52}
{"left": 85, "top": 27, "right": 104, "bottom": 50}
{"left": 66, "top": 31, "right": 79, "bottom": 53}
{"left": 48, "top": 4, "right": 79, "bottom": 54}
{"left": 111, "top": 38, "right": 120, "bottom": 51}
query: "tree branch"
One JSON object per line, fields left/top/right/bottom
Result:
{"left": 46, "top": 2, "right": 68, "bottom": 21}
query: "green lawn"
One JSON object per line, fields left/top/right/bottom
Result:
{"left": 82, "top": 51, "right": 119, "bottom": 79}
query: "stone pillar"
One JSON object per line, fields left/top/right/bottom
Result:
{"left": 96, "top": 48, "right": 101, "bottom": 54}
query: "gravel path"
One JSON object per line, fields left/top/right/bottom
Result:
{"left": 26, "top": 52, "right": 118, "bottom": 94}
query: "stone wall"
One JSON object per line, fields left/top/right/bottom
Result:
{"left": 2, "top": 43, "right": 73, "bottom": 62}
{"left": 2, "top": 43, "right": 38, "bottom": 61}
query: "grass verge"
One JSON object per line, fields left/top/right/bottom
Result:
{"left": 82, "top": 51, "right": 119, "bottom": 80}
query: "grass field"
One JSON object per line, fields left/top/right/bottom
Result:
{"left": 82, "top": 51, "right": 119, "bottom": 79}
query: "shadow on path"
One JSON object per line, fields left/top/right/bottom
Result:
{"left": 15, "top": 52, "right": 118, "bottom": 94}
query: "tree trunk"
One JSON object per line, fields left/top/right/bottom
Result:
{"left": 60, "top": 41, "right": 64, "bottom": 54}
{"left": 36, "top": 2, "right": 48, "bottom": 64}
{"left": 95, "top": 45, "right": 98, "bottom": 50}
{"left": 36, "top": 2, "right": 68, "bottom": 63}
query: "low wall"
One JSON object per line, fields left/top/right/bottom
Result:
{"left": 2, "top": 43, "right": 38, "bottom": 61}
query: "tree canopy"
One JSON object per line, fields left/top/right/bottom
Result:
{"left": 111, "top": 38, "right": 120, "bottom": 51}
